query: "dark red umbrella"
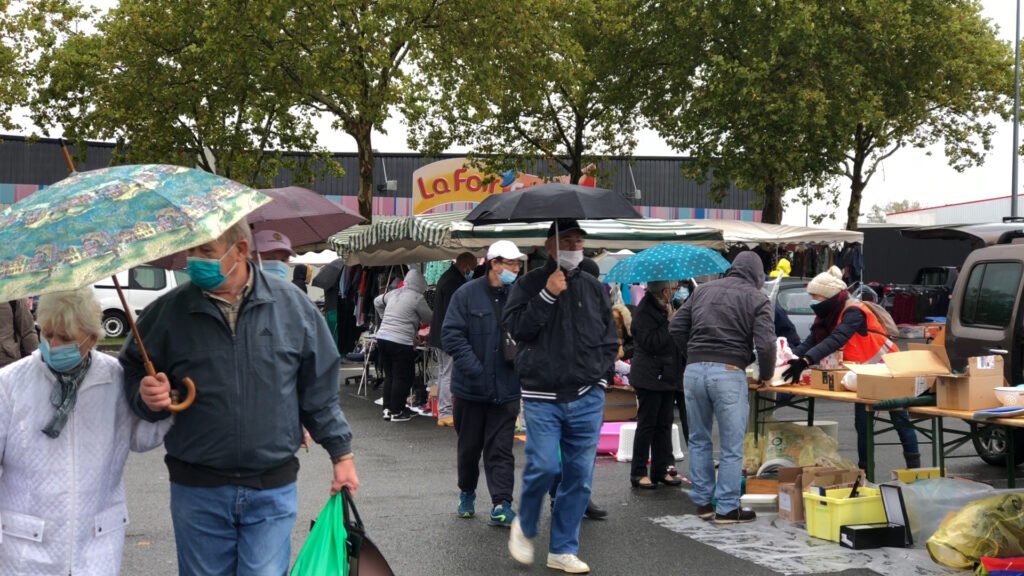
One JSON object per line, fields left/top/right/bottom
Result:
{"left": 248, "top": 186, "right": 364, "bottom": 251}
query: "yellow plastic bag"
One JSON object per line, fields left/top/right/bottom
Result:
{"left": 743, "top": 422, "right": 855, "bottom": 473}
{"left": 927, "top": 493, "right": 1024, "bottom": 570}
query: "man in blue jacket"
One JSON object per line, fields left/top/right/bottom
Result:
{"left": 120, "top": 220, "right": 359, "bottom": 575}
{"left": 504, "top": 220, "right": 619, "bottom": 574}
{"left": 442, "top": 240, "right": 526, "bottom": 527}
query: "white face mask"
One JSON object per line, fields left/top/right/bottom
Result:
{"left": 558, "top": 249, "right": 584, "bottom": 271}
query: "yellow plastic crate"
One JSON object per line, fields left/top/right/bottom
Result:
{"left": 891, "top": 467, "right": 942, "bottom": 483}
{"left": 803, "top": 487, "right": 885, "bottom": 542}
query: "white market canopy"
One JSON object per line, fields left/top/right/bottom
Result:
{"left": 678, "top": 219, "right": 863, "bottom": 246}
{"left": 328, "top": 210, "right": 724, "bottom": 266}
{"left": 326, "top": 211, "right": 861, "bottom": 266}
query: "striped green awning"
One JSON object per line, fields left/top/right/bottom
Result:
{"left": 328, "top": 211, "right": 471, "bottom": 257}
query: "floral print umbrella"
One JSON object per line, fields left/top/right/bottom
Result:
{"left": 0, "top": 164, "right": 270, "bottom": 302}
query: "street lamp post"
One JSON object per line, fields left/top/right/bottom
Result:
{"left": 1013, "top": 0, "right": 1021, "bottom": 218}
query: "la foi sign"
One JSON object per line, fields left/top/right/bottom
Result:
{"left": 412, "top": 158, "right": 598, "bottom": 215}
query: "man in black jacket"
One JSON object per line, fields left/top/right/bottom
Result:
{"left": 669, "top": 251, "right": 775, "bottom": 525}
{"left": 442, "top": 241, "right": 526, "bottom": 527}
{"left": 429, "top": 252, "right": 478, "bottom": 427}
{"left": 504, "top": 220, "right": 619, "bottom": 574}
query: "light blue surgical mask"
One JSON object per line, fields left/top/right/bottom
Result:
{"left": 499, "top": 269, "right": 518, "bottom": 285}
{"left": 261, "top": 260, "right": 290, "bottom": 279}
{"left": 187, "top": 244, "right": 238, "bottom": 290}
{"left": 674, "top": 287, "right": 689, "bottom": 301}
{"left": 40, "top": 338, "right": 85, "bottom": 373}
{"left": 465, "top": 270, "right": 474, "bottom": 281}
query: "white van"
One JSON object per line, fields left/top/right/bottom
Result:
{"left": 92, "top": 266, "right": 189, "bottom": 338}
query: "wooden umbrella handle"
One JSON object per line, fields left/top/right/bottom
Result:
{"left": 167, "top": 376, "right": 196, "bottom": 413}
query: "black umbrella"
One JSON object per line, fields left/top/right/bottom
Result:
{"left": 465, "top": 183, "right": 638, "bottom": 224}
{"left": 312, "top": 258, "right": 345, "bottom": 290}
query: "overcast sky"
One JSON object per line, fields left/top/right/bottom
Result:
{"left": 15, "top": 0, "right": 1020, "bottom": 228}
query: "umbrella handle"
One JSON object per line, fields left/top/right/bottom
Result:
{"left": 167, "top": 376, "right": 196, "bottom": 413}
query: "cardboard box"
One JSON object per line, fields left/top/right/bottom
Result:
{"left": 776, "top": 467, "right": 866, "bottom": 522}
{"left": 847, "top": 349, "right": 949, "bottom": 401}
{"left": 838, "top": 484, "right": 913, "bottom": 550}
{"left": 897, "top": 325, "right": 926, "bottom": 339}
{"left": 603, "top": 387, "right": 638, "bottom": 422}
{"left": 935, "top": 355, "right": 1005, "bottom": 411}
{"left": 778, "top": 483, "right": 803, "bottom": 521}
{"left": 809, "top": 369, "right": 850, "bottom": 392}
{"left": 745, "top": 478, "right": 779, "bottom": 495}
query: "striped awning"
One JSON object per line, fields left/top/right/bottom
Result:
{"left": 328, "top": 211, "right": 470, "bottom": 259}
{"left": 452, "top": 218, "right": 723, "bottom": 249}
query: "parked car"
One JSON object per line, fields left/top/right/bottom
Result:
{"left": 945, "top": 239, "right": 1024, "bottom": 466}
{"left": 777, "top": 281, "right": 814, "bottom": 343}
{"left": 92, "top": 266, "right": 188, "bottom": 338}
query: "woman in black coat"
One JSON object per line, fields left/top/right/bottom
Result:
{"left": 629, "top": 281, "right": 684, "bottom": 489}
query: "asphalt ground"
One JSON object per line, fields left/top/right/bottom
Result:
{"left": 118, "top": 365, "right": 1014, "bottom": 575}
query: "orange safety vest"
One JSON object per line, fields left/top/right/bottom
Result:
{"left": 838, "top": 301, "right": 895, "bottom": 364}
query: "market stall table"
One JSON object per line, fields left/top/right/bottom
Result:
{"left": 905, "top": 405, "right": 1024, "bottom": 488}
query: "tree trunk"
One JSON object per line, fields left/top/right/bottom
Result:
{"left": 351, "top": 122, "right": 374, "bottom": 223}
{"left": 845, "top": 122, "right": 868, "bottom": 231}
{"left": 761, "top": 182, "right": 783, "bottom": 224}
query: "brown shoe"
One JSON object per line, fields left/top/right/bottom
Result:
{"left": 437, "top": 416, "right": 455, "bottom": 427}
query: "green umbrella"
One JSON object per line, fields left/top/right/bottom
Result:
{"left": 0, "top": 163, "right": 270, "bottom": 411}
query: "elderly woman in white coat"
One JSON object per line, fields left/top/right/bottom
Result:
{"left": 0, "top": 288, "right": 171, "bottom": 575}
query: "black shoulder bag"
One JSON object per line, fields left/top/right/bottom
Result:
{"left": 489, "top": 293, "right": 517, "bottom": 365}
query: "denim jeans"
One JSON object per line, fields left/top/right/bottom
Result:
{"left": 854, "top": 404, "right": 919, "bottom": 467}
{"left": 684, "top": 362, "right": 748, "bottom": 515}
{"left": 170, "top": 482, "right": 297, "bottom": 576}
{"left": 518, "top": 387, "right": 604, "bottom": 555}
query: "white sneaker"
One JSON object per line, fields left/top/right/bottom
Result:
{"left": 508, "top": 517, "right": 534, "bottom": 565}
{"left": 546, "top": 553, "right": 590, "bottom": 574}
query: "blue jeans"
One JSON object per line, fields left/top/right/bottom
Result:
{"left": 854, "top": 404, "right": 919, "bottom": 468}
{"left": 170, "top": 482, "right": 297, "bottom": 576}
{"left": 518, "top": 388, "right": 604, "bottom": 555}
{"left": 684, "top": 362, "right": 748, "bottom": 515}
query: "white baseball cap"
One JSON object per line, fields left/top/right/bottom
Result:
{"left": 253, "top": 230, "right": 296, "bottom": 255}
{"left": 486, "top": 240, "right": 526, "bottom": 261}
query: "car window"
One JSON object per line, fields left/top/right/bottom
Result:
{"left": 129, "top": 266, "right": 167, "bottom": 291}
{"left": 778, "top": 289, "right": 813, "bottom": 315}
{"left": 961, "top": 262, "right": 1022, "bottom": 328}
{"left": 173, "top": 269, "right": 190, "bottom": 286}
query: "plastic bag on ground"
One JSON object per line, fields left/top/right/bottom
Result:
{"left": 898, "top": 478, "right": 998, "bottom": 547}
{"left": 743, "top": 422, "right": 856, "bottom": 473}
{"left": 927, "top": 493, "right": 1024, "bottom": 570}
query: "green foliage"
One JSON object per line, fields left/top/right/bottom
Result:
{"left": 405, "top": 0, "right": 652, "bottom": 184}
{"left": 866, "top": 200, "right": 922, "bottom": 224}
{"left": 30, "top": 0, "right": 336, "bottom": 187}
{"left": 0, "top": 0, "right": 87, "bottom": 131}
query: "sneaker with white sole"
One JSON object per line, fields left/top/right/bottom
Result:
{"left": 508, "top": 517, "right": 534, "bottom": 565}
{"left": 389, "top": 409, "right": 415, "bottom": 422}
{"left": 546, "top": 553, "right": 590, "bottom": 574}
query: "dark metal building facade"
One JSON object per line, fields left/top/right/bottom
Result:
{"left": 1, "top": 135, "right": 761, "bottom": 219}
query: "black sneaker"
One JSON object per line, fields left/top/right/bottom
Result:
{"left": 584, "top": 500, "right": 608, "bottom": 520}
{"left": 696, "top": 504, "right": 715, "bottom": 520}
{"left": 714, "top": 507, "right": 756, "bottom": 524}
{"left": 390, "top": 409, "right": 415, "bottom": 422}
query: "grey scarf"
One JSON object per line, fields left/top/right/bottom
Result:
{"left": 41, "top": 352, "right": 93, "bottom": 439}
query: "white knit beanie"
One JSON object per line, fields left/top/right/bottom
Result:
{"left": 807, "top": 266, "right": 847, "bottom": 299}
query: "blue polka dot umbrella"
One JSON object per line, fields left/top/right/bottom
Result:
{"left": 603, "top": 242, "right": 731, "bottom": 283}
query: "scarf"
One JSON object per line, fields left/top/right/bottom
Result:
{"left": 809, "top": 290, "right": 849, "bottom": 345}
{"left": 41, "top": 352, "right": 93, "bottom": 439}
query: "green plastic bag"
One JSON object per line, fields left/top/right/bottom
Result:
{"left": 291, "top": 493, "right": 349, "bottom": 575}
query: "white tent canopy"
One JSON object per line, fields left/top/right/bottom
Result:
{"left": 678, "top": 219, "right": 863, "bottom": 246}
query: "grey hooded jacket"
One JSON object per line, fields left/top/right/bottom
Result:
{"left": 669, "top": 251, "right": 776, "bottom": 377}
{"left": 374, "top": 270, "right": 433, "bottom": 346}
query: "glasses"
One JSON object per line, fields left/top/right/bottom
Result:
{"left": 498, "top": 259, "right": 522, "bottom": 271}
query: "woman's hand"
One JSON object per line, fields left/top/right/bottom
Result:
{"left": 782, "top": 358, "right": 809, "bottom": 384}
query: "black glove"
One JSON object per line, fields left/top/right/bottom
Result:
{"left": 782, "top": 358, "right": 809, "bottom": 384}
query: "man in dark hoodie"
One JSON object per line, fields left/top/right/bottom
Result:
{"left": 669, "top": 251, "right": 775, "bottom": 525}
{"left": 430, "top": 252, "right": 478, "bottom": 427}
{"left": 504, "top": 220, "right": 619, "bottom": 574}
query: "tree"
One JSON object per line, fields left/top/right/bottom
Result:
{"left": 405, "top": 0, "right": 651, "bottom": 185}
{"left": 30, "top": 0, "right": 331, "bottom": 187}
{"left": 252, "top": 0, "right": 456, "bottom": 222}
{"left": 819, "top": 0, "right": 1013, "bottom": 231}
{"left": 0, "top": 0, "right": 86, "bottom": 132}
{"left": 866, "top": 200, "right": 921, "bottom": 223}
{"left": 641, "top": 0, "right": 842, "bottom": 224}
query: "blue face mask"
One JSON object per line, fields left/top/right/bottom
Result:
{"left": 499, "top": 269, "right": 518, "bottom": 285}
{"left": 40, "top": 338, "right": 84, "bottom": 373}
{"left": 261, "top": 260, "right": 290, "bottom": 279}
{"left": 465, "top": 270, "right": 474, "bottom": 281}
{"left": 674, "top": 287, "right": 689, "bottom": 301}
{"left": 187, "top": 244, "right": 238, "bottom": 290}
